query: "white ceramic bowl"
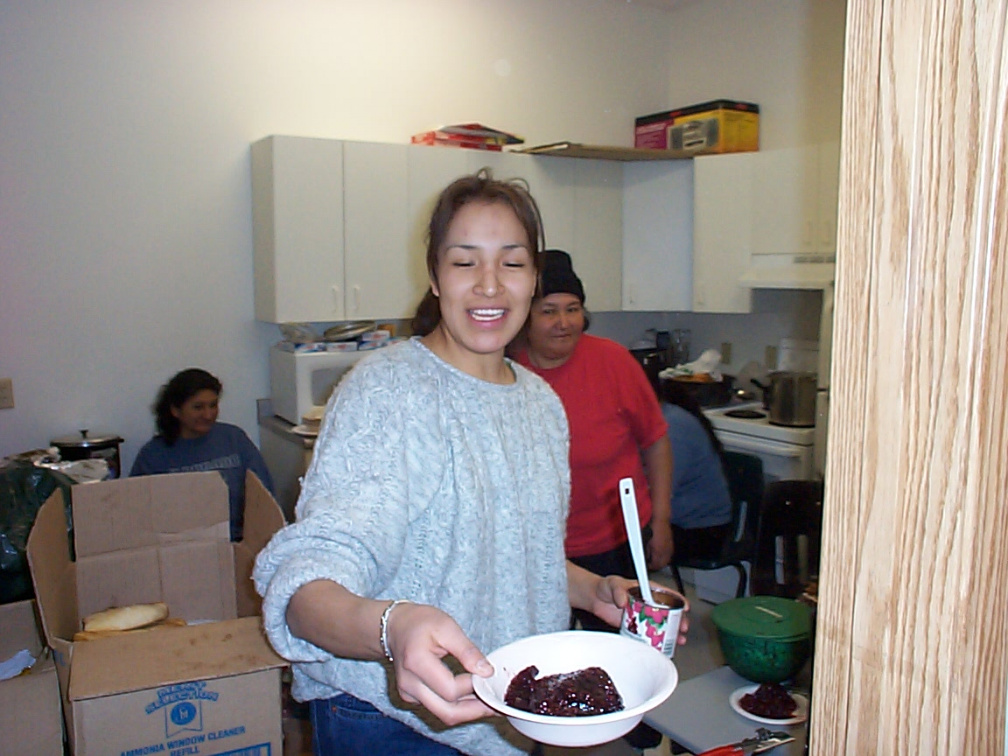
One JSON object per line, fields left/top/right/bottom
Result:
{"left": 472, "top": 630, "right": 678, "bottom": 747}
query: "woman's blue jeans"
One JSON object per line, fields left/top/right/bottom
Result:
{"left": 310, "top": 694, "right": 465, "bottom": 756}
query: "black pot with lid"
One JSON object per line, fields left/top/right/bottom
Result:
{"left": 50, "top": 429, "right": 124, "bottom": 479}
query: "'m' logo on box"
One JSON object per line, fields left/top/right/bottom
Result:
{"left": 145, "top": 681, "right": 220, "bottom": 738}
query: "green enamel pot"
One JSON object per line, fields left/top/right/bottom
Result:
{"left": 711, "top": 596, "right": 812, "bottom": 683}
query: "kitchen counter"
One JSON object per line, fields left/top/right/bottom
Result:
{"left": 257, "top": 398, "right": 315, "bottom": 520}
{"left": 257, "top": 398, "right": 316, "bottom": 449}
{"left": 644, "top": 665, "right": 807, "bottom": 755}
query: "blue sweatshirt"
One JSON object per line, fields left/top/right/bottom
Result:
{"left": 663, "top": 404, "right": 732, "bottom": 529}
{"left": 130, "top": 422, "right": 274, "bottom": 540}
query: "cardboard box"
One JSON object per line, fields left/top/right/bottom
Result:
{"left": 0, "top": 600, "right": 64, "bottom": 755}
{"left": 27, "top": 471, "right": 288, "bottom": 756}
{"left": 634, "top": 99, "right": 759, "bottom": 155}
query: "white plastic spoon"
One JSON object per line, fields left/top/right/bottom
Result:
{"left": 618, "top": 477, "right": 655, "bottom": 606}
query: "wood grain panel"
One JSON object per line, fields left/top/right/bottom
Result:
{"left": 812, "top": 0, "right": 882, "bottom": 751}
{"left": 815, "top": 0, "right": 1008, "bottom": 753}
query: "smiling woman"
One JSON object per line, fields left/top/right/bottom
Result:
{"left": 130, "top": 367, "right": 275, "bottom": 541}
{"left": 421, "top": 200, "right": 538, "bottom": 382}
{"left": 410, "top": 169, "right": 546, "bottom": 382}
{"left": 252, "top": 170, "right": 686, "bottom": 756}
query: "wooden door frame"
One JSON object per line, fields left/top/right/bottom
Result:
{"left": 814, "top": 0, "right": 1008, "bottom": 751}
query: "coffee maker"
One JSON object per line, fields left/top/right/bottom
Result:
{"left": 630, "top": 329, "right": 690, "bottom": 394}
{"left": 630, "top": 345, "right": 669, "bottom": 395}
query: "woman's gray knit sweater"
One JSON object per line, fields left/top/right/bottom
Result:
{"left": 253, "top": 338, "right": 571, "bottom": 755}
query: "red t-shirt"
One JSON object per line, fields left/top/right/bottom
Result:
{"left": 517, "top": 334, "right": 668, "bottom": 557}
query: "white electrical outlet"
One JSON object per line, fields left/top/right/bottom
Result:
{"left": 0, "top": 378, "right": 12, "bottom": 409}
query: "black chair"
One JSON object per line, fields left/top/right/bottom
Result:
{"left": 671, "top": 451, "right": 764, "bottom": 599}
{"left": 751, "top": 479, "right": 824, "bottom": 598}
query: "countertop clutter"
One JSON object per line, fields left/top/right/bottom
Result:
{"left": 268, "top": 326, "right": 397, "bottom": 426}
{"left": 645, "top": 665, "right": 807, "bottom": 755}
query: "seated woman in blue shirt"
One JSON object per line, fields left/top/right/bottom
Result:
{"left": 130, "top": 368, "right": 274, "bottom": 541}
{"left": 661, "top": 379, "right": 733, "bottom": 561}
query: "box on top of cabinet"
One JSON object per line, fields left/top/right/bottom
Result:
{"left": 635, "top": 100, "right": 759, "bottom": 155}
{"left": 26, "top": 471, "right": 288, "bottom": 756}
{"left": 0, "top": 600, "right": 63, "bottom": 755}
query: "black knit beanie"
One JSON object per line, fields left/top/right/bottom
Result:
{"left": 539, "top": 249, "right": 585, "bottom": 303}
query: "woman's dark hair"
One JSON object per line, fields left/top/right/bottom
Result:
{"left": 153, "top": 368, "right": 222, "bottom": 444}
{"left": 660, "top": 378, "right": 729, "bottom": 473}
{"left": 410, "top": 168, "right": 546, "bottom": 336}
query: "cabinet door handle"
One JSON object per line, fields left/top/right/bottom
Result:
{"left": 331, "top": 285, "right": 341, "bottom": 315}
{"left": 353, "top": 285, "right": 361, "bottom": 313}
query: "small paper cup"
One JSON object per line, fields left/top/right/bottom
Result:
{"left": 619, "top": 586, "right": 685, "bottom": 658}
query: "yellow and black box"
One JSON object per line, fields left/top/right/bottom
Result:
{"left": 634, "top": 99, "right": 759, "bottom": 155}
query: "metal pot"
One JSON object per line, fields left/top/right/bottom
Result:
{"left": 50, "top": 429, "right": 124, "bottom": 479}
{"left": 753, "top": 372, "right": 817, "bottom": 427}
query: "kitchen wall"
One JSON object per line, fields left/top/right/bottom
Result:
{"left": 0, "top": 0, "right": 846, "bottom": 472}
{"left": 594, "top": 0, "right": 845, "bottom": 372}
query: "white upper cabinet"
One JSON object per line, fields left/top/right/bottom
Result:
{"left": 692, "top": 141, "right": 841, "bottom": 313}
{"left": 342, "top": 141, "right": 416, "bottom": 320}
{"left": 490, "top": 152, "right": 577, "bottom": 252}
{"left": 571, "top": 159, "right": 622, "bottom": 312}
{"left": 406, "top": 145, "right": 474, "bottom": 259}
{"left": 252, "top": 137, "right": 685, "bottom": 322}
{"left": 253, "top": 137, "right": 427, "bottom": 324}
{"left": 495, "top": 152, "right": 623, "bottom": 311}
{"left": 692, "top": 152, "right": 756, "bottom": 313}
{"left": 252, "top": 136, "right": 345, "bottom": 323}
{"left": 405, "top": 145, "right": 496, "bottom": 307}
{"left": 751, "top": 142, "right": 840, "bottom": 258}
{"left": 621, "top": 160, "right": 693, "bottom": 311}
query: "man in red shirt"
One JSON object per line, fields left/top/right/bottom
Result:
{"left": 513, "top": 250, "right": 674, "bottom": 629}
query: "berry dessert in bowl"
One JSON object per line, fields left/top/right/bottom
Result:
{"left": 473, "top": 630, "right": 678, "bottom": 747}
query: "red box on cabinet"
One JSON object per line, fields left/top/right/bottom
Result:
{"left": 635, "top": 100, "right": 759, "bottom": 154}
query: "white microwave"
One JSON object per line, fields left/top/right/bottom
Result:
{"left": 269, "top": 346, "right": 366, "bottom": 424}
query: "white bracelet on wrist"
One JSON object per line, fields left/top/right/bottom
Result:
{"left": 380, "top": 599, "right": 411, "bottom": 663}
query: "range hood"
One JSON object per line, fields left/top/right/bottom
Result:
{"left": 739, "top": 260, "right": 835, "bottom": 290}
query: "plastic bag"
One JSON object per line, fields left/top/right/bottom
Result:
{"left": 0, "top": 455, "right": 75, "bottom": 603}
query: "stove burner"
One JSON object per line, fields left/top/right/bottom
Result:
{"left": 724, "top": 409, "right": 767, "bottom": 420}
